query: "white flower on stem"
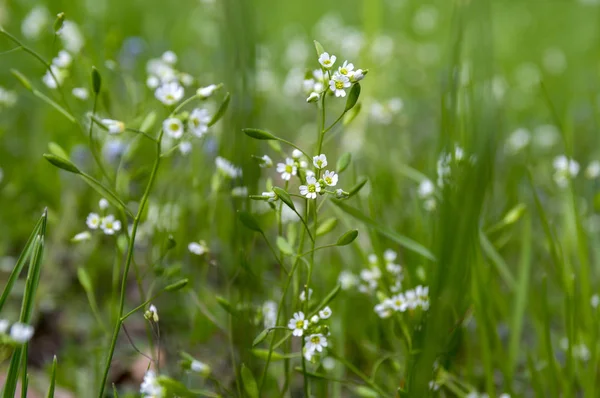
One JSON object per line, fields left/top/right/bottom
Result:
{"left": 263, "top": 301, "right": 277, "bottom": 328}
{"left": 262, "top": 191, "right": 277, "bottom": 202}
{"left": 299, "top": 288, "right": 313, "bottom": 302}
{"left": 52, "top": 50, "right": 72, "bottom": 68}
{"left": 553, "top": 155, "right": 579, "bottom": 188}
{"left": 404, "top": 289, "right": 419, "bottom": 309}
{"left": 147, "top": 76, "right": 160, "bottom": 89}
{"left": 318, "top": 306, "right": 332, "bottom": 319}
{"left": 144, "top": 304, "right": 159, "bottom": 322}
{"left": 305, "top": 333, "right": 328, "bottom": 354}
{"left": 161, "top": 50, "right": 178, "bottom": 64}
{"left": 101, "top": 119, "right": 125, "bottom": 134}
{"left": 384, "top": 249, "right": 397, "bottom": 263}
{"left": 292, "top": 149, "right": 303, "bottom": 159}
{"left": 288, "top": 312, "right": 308, "bottom": 336}
{"left": 86, "top": 213, "right": 101, "bottom": 229}
{"left": 306, "top": 92, "right": 320, "bottom": 103}
{"left": 21, "top": 6, "right": 50, "bottom": 40}
{"left": 72, "top": 87, "right": 89, "bottom": 100}
{"left": 155, "top": 82, "right": 184, "bottom": 105}
{"left": 322, "top": 170, "right": 338, "bottom": 186}
{"left": 368, "top": 254, "right": 378, "bottom": 265}
{"left": 299, "top": 176, "right": 321, "bottom": 199}
{"left": 329, "top": 74, "right": 351, "bottom": 97}
{"left": 42, "top": 65, "right": 66, "bottom": 89}
{"left": 164, "top": 116, "right": 185, "bottom": 139}
{"left": 191, "top": 360, "right": 210, "bottom": 375}
{"left": 215, "top": 156, "right": 242, "bottom": 178}
{"left": 386, "top": 263, "right": 403, "bottom": 275}
{"left": 71, "top": 231, "right": 91, "bottom": 242}
{"left": 350, "top": 69, "right": 365, "bottom": 82}
{"left": 188, "top": 108, "right": 211, "bottom": 137}
{"left": 197, "top": 84, "right": 219, "bottom": 98}
{"left": 375, "top": 301, "right": 393, "bottom": 318}
{"left": 259, "top": 155, "right": 273, "bottom": 168}
{"left": 276, "top": 158, "right": 297, "bottom": 181}
{"left": 313, "top": 154, "right": 327, "bottom": 169}
{"left": 140, "top": 370, "right": 164, "bottom": 398}
{"left": 10, "top": 323, "right": 34, "bottom": 343}
{"left": 100, "top": 215, "right": 122, "bottom": 235}
{"left": 310, "top": 315, "right": 320, "bottom": 324}
{"left": 418, "top": 179, "right": 435, "bottom": 198}
{"left": 99, "top": 198, "right": 109, "bottom": 210}
{"left": 318, "top": 52, "right": 336, "bottom": 69}
{"left": 389, "top": 293, "right": 409, "bottom": 312}
{"left": 58, "top": 21, "right": 84, "bottom": 54}
{"left": 338, "top": 271, "right": 358, "bottom": 290}
{"left": 188, "top": 241, "right": 209, "bottom": 256}
{"left": 0, "top": 319, "right": 8, "bottom": 334}
{"left": 180, "top": 73, "right": 194, "bottom": 87}
{"left": 335, "top": 188, "right": 348, "bottom": 199}
{"left": 337, "top": 60, "right": 354, "bottom": 77}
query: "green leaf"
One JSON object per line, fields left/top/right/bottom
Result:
{"left": 316, "top": 217, "right": 338, "bottom": 236}
{"left": 336, "top": 153, "right": 351, "bottom": 174}
{"left": 77, "top": 267, "right": 93, "bottom": 293}
{"left": 332, "top": 200, "right": 436, "bottom": 261}
{"left": 47, "top": 142, "right": 69, "bottom": 160}
{"left": 345, "top": 83, "right": 361, "bottom": 111}
{"left": 251, "top": 349, "right": 289, "bottom": 361}
{"left": 348, "top": 177, "right": 368, "bottom": 198}
{"left": 158, "top": 376, "right": 219, "bottom": 397}
{"left": 53, "top": 12, "right": 65, "bottom": 33}
{"left": 46, "top": 356, "right": 57, "bottom": 398}
{"left": 479, "top": 230, "right": 515, "bottom": 289}
{"left": 140, "top": 111, "right": 157, "bottom": 132}
{"left": 314, "top": 40, "right": 325, "bottom": 57}
{"left": 91, "top": 66, "right": 102, "bottom": 94}
{"left": 238, "top": 211, "right": 263, "bottom": 233}
{"left": 243, "top": 128, "right": 277, "bottom": 140}
{"left": 272, "top": 187, "right": 295, "bottom": 210}
{"left": 343, "top": 102, "right": 361, "bottom": 126}
{"left": 241, "top": 364, "right": 259, "bottom": 398}
{"left": 252, "top": 328, "right": 272, "bottom": 347}
{"left": 208, "top": 92, "right": 230, "bottom": 127}
{"left": 276, "top": 236, "right": 294, "bottom": 256}
{"left": 336, "top": 229, "right": 358, "bottom": 246}
{"left": 43, "top": 153, "right": 80, "bottom": 174}
{"left": 165, "top": 278, "right": 189, "bottom": 292}
{"left": 216, "top": 295, "right": 236, "bottom": 316}
{"left": 354, "top": 386, "right": 380, "bottom": 397}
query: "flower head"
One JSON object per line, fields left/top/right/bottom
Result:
{"left": 322, "top": 170, "right": 338, "bottom": 186}
{"left": 262, "top": 191, "right": 278, "bottom": 202}
{"left": 10, "top": 323, "right": 34, "bottom": 343}
{"left": 259, "top": 155, "right": 273, "bottom": 168}
{"left": 189, "top": 108, "right": 211, "bottom": 137}
{"left": 140, "top": 370, "right": 164, "bottom": 398}
{"left": 100, "top": 215, "right": 121, "bottom": 235}
{"left": 305, "top": 333, "right": 328, "bottom": 354}
{"left": 155, "top": 82, "right": 184, "bottom": 105}
{"left": 329, "top": 74, "right": 351, "bottom": 97}
{"left": 86, "top": 213, "right": 101, "bottom": 229}
{"left": 161, "top": 50, "right": 178, "bottom": 64}
{"left": 197, "top": 84, "right": 219, "bottom": 98}
{"left": 313, "top": 154, "right": 328, "bottom": 169}
{"left": 144, "top": 304, "right": 159, "bottom": 322}
{"left": 276, "top": 158, "right": 297, "bottom": 181}
{"left": 338, "top": 60, "right": 354, "bottom": 77}
{"left": 163, "top": 117, "right": 184, "bottom": 139}
{"left": 306, "top": 92, "right": 320, "bottom": 103}
{"left": 300, "top": 288, "right": 313, "bottom": 302}
{"left": 101, "top": 119, "right": 125, "bottom": 135}
{"left": 216, "top": 156, "right": 242, "bottom": 178}
{"left": 188, "top": 240, "right": 209, "bottom": 256}
{"left": 288, "top": 312, "right": 308, "bottom": 336}
{"left": 190, "top": 360, "right": 211, "bottom": 375}
{"left": 318, "top": 52, "right": 337, "bottom": 69}
{"left": 299, "top": 176, "right": 321, "bottom": 199}
{"left": 318, "top": 306, "right": 332, "bottom": 319}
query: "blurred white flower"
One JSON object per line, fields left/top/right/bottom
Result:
{"left": 591, "top": 294, "right": 600, "bottom": 308}
{"left": 231, "top": 186, "right": 248, "bottom": 197}
{"left": 318, "top": 306, "right": 332, "bottom": 319}
{"left": 72, "top": 87, "right": 89, "bottom": 100}
{"left": 71, "top": 231, "right": 91, "bottom": 242}
{"left": 299, "top": 288, "right": 313, "bottom": 302}
{"left": 197, "top": 84, "right": 219, "bottom": 98}
{"left": 586, "top": 161, "right": 600, "bottom": 179}
{"left": 389, "top": 293, "right": 409, "bottom": 312}
{"left": 288, "top": 312, "right": 308, "bottom": 336}
{"left": 140, "top": 370, "right": 164, "bottom": 398}
{"left": 262, "top": 191, "right": 277, "bottom": 202}
{"left": 259, "top": 155, "right": 273, "bottom": 168}
{"left": 144, "top": 304, "right": 159, "bottom": 322}
{"left": 22, "top": 7, "right": 50, "bottom": 40}
{"left": 262, "top": 300, "right": 277, "bottom": 328}
{"left": 375, "top": 300, "right": 393, "bottom": 318}
{"left": 10, "top": 323, "right": 34, "bottom": 343}
{"left": 0, "top": 87, "right": 17, "bottom": 108}
{"left": 86, "top": 213, "right": 101, "bottom": 229}
{"left": 505, "top": 128, "right": 531, "bottom": 154}
{"left": 99, "top": 198, "right": 109, "bottom": 210}
{"left": 163, "top": 117, "right": 184, "bottom": 139}
{"left": 100, "top": 215, "right": 121, "bottom": 235}
{"left": 52, "top": 50, "right": 72, "bottom": 68}
{"left": 418, "top": 179, "right": 435, "bottom": 199}
{"left": 42, "top": 65, "right": 67, "bottom": 89}
{"left": 155, "top": 82, "right": 184, "bottom": 105}
{"left": 188, "top": 108, "right": 211, "bottom": 137}
{"left": 188, "top": 241, "right": 209, "bottom": 256}
{"left": 58, "top": 21, "right": 84, "bottom": 54}
{"left": 101, "top": 119, "right": 125, "bottom": 134}
{"left": 277, "top": 158, "right": 297, "bottom": 181}
{"left": 215, "top": 156, "right": 242, "bottom": 178}
{"left": 161, "top": 50, "right": 178, "bottom": 64}
{"left": 179, "top": 141, "right": 192, "bottom": 155}
{"left": 300, "top": 176, "right": 320, "bottom": 199}
{"left": 306, "top": 91, "right": 320, "bottom": 103}
{"left": 146, "top": 76, "right": 160, "bottom": 89}
{"left": 318, "top": 52, "right": 336, "bottom": 69}
{"left": 0, "top": 319, "right": 8, "bottom": 334}
{"left": 553, "top": 155, "right": 579, "bottom": 188}
{"left": 190, "top": 360, "right": 210, "bottom": 375}
{"left": 338, "top": 271, "right": 358, "bottom": 290}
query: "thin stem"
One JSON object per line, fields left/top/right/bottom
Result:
{"left": 276, "top": 138, "right": 311, "bottom": 159}
{"left": 261, "top": 232, "right": 289, "bottom": 275}
{"left": 330, "top": 351, "right": 392, "bottom": 398}
{"left": 88, "top": 94, "right": 114, "bottom": 186}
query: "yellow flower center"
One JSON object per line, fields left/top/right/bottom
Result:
{"left": 335, "top": 81, "right": 344, "bottom": 89}
{"left": 325, "top": 177, "right": 332, "bottom": 184}
{"left": 323, "top": 60, "right": 331, "bottom": 65}
{"left": 170, "top": 123, "right": 179, "bottom": 131}
{"left": 295, "top": 320, "right": 304, "bottom": 329}
{"left": 285, "top": 165, "right": 293, "bottom": 173}
{"left": 340, "top": 68, "right": 348, "bottom": 75}
{"left": 308, "top": 184, "right": 316, "bottom": 193}
{"left": 311, "top": 336, "right": 320, "bottom": 344}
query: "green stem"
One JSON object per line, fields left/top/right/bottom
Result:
{"left": 88, "top": 94, "right": 114, "bottom": 187}
{"left": 330, "top": 351, "right": 392, "bottom": 398}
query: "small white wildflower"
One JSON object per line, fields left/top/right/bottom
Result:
{"left": 259, "top": 155, "right": 273, "bottom": 168}
{"left": 299, "top": 288, "right": 313, "bottom": 302}
{"left": 389, "top": 293, "right": 409, "bottom": 312}
{"left": 310, "top": 315, "right": 320, "bottom": 324}
{"left": 140, "top": 370, "right": 164, "bottom": 398}
{"left": 318, "top": 306, "right": 332, "bottom": 319}
{"left": 329, "top": 74, "right": 351, "bottom": 97}
{"left": 98, "top": 198, "right": 109, "bottom": 210}
{"left": 0, "top": 319, "right": 9, "bottom": 334}
{"left": 292, "top": 149, "right": 303, "bottom": 159}
{"left": 592, "top": 294, "right": 600, "bottom": 309}
{"left": 318, "top": 52, "right": 336, "bottom": 69}
{"left": 384, "top": 249, "right": 397, "bottom": 263}
{"left": 180, "top": 73, "right": 194, "bottom": 87}
{"left": 21, "top": 6, "right": 50, "bottom": 40}
{"left": 337, "top": 60, "right": 354, "bottom": 77}
{"left": 305, "top": 333, "right": 328, "bottom": 354}
{"left": 42, "top": 65, "right": 66, "bottom": 89}
{"left": 262, "top": 301, "right": 277, "bottom": 328}
{"left": 72, "top": 87, "right": 89, "bottom": 100}
{"left": 147, "top": 76, "right": 160, "bottom": 89}
{"left": 276, "top": 158, "right": 297, "bottom": 181}
{"left": 215, "top": 156, "right": 242, "bottom": 178}
{"left": 100, "top": 215, "right": 122, "bottom": 235}
{"left": 10, "top": 323, "right": 34, "bottom": 343}
{"left": 262, "top": 191, "right": 277, "bottom": 202}
{"left": 418, "top": 179, "right": 435, "bottom": 198}
{"left": 163, "top": 117, "right": 184, "bottom": 139}
{"left": 506, "top": 128, "right": 531, "bottom": 154}
{"left": 144, "top": 304, "right": 159, "bottom": 322}
{"left": 71, "top": 231, "right": 91, "bottom": 242}
{"left": 553, "top": 155, "right": 579, "bottom": 187}
{"left": 386, "top": 263, "right": 403, "bottom": 274}
{"left": 188, "top": 108, "right": 211, "bottom": 137}
{"left": 101, "top": 119, "right": 125, "bottom": 134}
{"left": 52, "top": 50, "right": 72, "bottom": 68}
{"left": 322, "top": 357, "right": 336, "bottom": 370}
{"left": 58, "top": 21, "right": 84, "bottom": 54}
{"left": 155, "top": 82, "right": 184, "bottom": 106}
{"left": 415, "top": 285, "right": 430, "bottom": 310}
{"left": 188, "top": 241, "right": 209, "bottom": 256}
{"left": 338, "top": 271, "right": 358, "bottom": 290}
{"left": 197, "top": 84, "right": 219, "bottom": 98}
{"left": 179, "top": 141, "right": 192, "bottom": 155}
{"left": 335, "top": 188, "right": 348, "bottom": 199}
{"left": 375, "top": 301, "right": 393, "bottom": 318}
{"left": 586, "top": 161, "right": 600, "bottom": 179}
{"left": 313, "top": 154, "right": 328, "bottom": 169}
{"left": 299, "top": 176, "right": 321, "bottom": 199}
{"left": 368, "top": 254, "right": 378, "bottom": 265}
{"left": 190, "top": 360, "right": 210, "bottom": 375}
{"left": 404, "top": 289, "right": 419, "bottom": 309}
{"left": 161, "top": 50, "right": 178, "bottom": 64}
{"left": 350, "top": 69, "right": 365, "bottom": 82}
{"left": 86, "top": 213, "right": 101, "bottom": 229}
{"left": 288, "top": 312, "right": 308, "bottom": 336}
{"left": 322, "top": 170, "right": 338, "bottom": 186}
{"left": 306, "top": 91, "right": 320, "bottom": 103}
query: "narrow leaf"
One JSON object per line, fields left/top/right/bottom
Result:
{"left": 316, "top": 217, "right": 338, "bottom": 236}
{"left": 336, "top": 153, "right": 351, "bottom": 174}
{"left": 272, "top": 187, "right": 295, "bottom": 210}
{"left": 276, "top": 236, "right": 294, "bottom": 256}
{"left": 241, "top": 364, "right": 259, "bottom": 398}
{"left": 208, "top": 92, "right": 230, "bottom": 127}
{"left": 252, "top": 328, "right": 272, "bottom": 347}
{"left": 243, "top": 128, "right": 276, "bottom": 140}
{"left": 46, "top": 356, "right": 57, "bottom": 398}
{"left": 91, "top": 66, "right": 102, "bottom": 94}
{"left": 314, "top": 40, "right": 325, "bottom": 57}
{"left": 336, "top": 229, "right": 358, "bottom": 246}
{"left": 43, "top": 153, "right": 80, "bottom": 174}
{"left": 238, "top": 211, "right": 263, "bottom": 233}
{"left": 345, "top": 83, "right": 361, "bottom": 111}
{"left": 348, "top": 177, "right": 368, "bottom": 198}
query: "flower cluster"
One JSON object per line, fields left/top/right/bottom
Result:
{"left": 552, "top": 155, "right": 579, "bottom": 188}
{"left": 42, "top": 50, "right": 72, "bottom": 89}
{"left": 73, "top": 198, "right": 122, "bottom": 241}
{"left": 146, "top": 51, "right": 190, "bottom": 103}
{"left": 162, "top": 107, "right": 212, "bottom": 155}
{"left": 302, "top": 50, "right": 367, "bottom": 102}
{"left": 0, "top": 319, "right": 35, "bottom": 344}
{"left": 287, "top": 306, "right": 332, "bottom": 362}
{"left": 374, "top": 285, "right": 430, "bottom": 319}
{"left": 358, "top": 250, "right": 404, "bottom": 294}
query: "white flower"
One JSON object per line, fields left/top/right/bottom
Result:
{"left": 368, "top": 254, "right": 378, "bottom": 265}
{"left": 591, "top": 294, "right": 599, "bottom": 309}
{"left": 163, "top": 117, "right": 184, "bottom": 139}
{"left": 71, "top": 231, "right": 91, "bottom": 242}
{"left": 313, "top": 154, "right": 327, "bottom": 169}
{"left": 180, "top": 73, "right": 194, "bottom": 87}
{"left": 386, "top": 263, "right": 403, "bottom": 275}
{"left": 190, "top": 360, "right": 210, "bottom": 375}
{"left": 318, "top": 306, "right": 332, "bottom": 319}
{"left": 288, "top": 312, "right": 308, "bottom": 336}
{"left": 262, "top": 191, "right": 277, "bottom": 202}
{"left": 262, "top": 301, "right": 277, "bottom": 328}
{"left": 306, "top": 92, "right": 320, "bottom": 103}
{"left": 276, "top": 158, "right": 297, "bottom": 181}
{"left": 299, "top": 288, "right": 313, "bottom": 302}
{"left": 21, "top": 6, "right": 50, "bottom": 40}
{"left": 292, "top": 149, "right": 303, "bottom": 159}
{"left": 553, "top": 155, "right": 579, "bottom": 187}
{"left": 335, "top": 189, "right": 348, "bottom": 199}
{"left": 10, "top": 323, "right": 34, "bottom": 343}
{"left": 375, "top": 301, "right": 393, "bottom": 318}
{"left": 147, "top": 76, "right": 160, "bottom": 89}
{"left": 586, "top": 161, "right": 600, "bottom": 179}
{"left": 305, "top": 333, "right": 328, "bottom": 354}
{"left": 140, "top": 370, "right": 164, "bottom": 398}
{"left": 179, "top": 141, "right": 192, "bottom": 155}
{"left": 161, "top": 50, "right": 177, "bottom": 64}
{"left": 389, "top": 293, "right": 409, "bottom": 312}
{"left": 100, "top": 215, "right": 122, "bottom": 235}
{"left": 188, "top": 241, "right": 209, "bottom": 256}
{"left": 505, "top": 128, "right": 531, "bottom": 154}
{"left": 318, "top": 52, "right": 336, "bottom": 69}
{"left": 310, "top": 315, "right": 320, "bottom": 324}
{"left": 86, "top": 213, "right": 101, "bottom": 229}
{"left": 98, "top": 198, "right": 109, "bottom": 210}
{"left": 42, "top": 65, "right": 67, "bottom": 89}
{"left": 338, "top": 271, "right": 358, "bottom": 290}
{"left": 0, "top": 319, "right": 9, "bottom": 334}
{"left": 101, "top": 119, "right": 125, "bottom": 134}
{"left": 329, "top": 74, "right": 351, "bottom": 97}
{"left": 155, "top": 82, "right": 184, "bottom": 105}
{"left": 215, "top": 156, "right": 242, "bottom": 178}
{"left": 384, "top": 249, "right": 397, "bottom": 263}
{"left": 418, "top": 179, "right": 435, "bottom": 198}
{"left": 197, "top": 84, "right": 219, "bottom": 98}
{"left": 350, "top": 69, "right": 365, "bottom": 82}
{"left": 260, "top": 155, "right": 273, "bottom": 168}
{"left": 322, "top": 170, "right": 338, "bottom": 186}
{"left": 322, "top": 357, "right": 336, "bottom": 370}
{"left": 299, "top": 176, "right": 321, "bottom": 199}
{"left": 415, "top": 285, "right": 430, "bottom": 310}
{"left": 72, "top": 87, "right": 89, "bottom": 100}
{"left": 144, "top": 304, "right": 159, "bottom": 322}
{"left": 188, "top": 108, "right": 211, "bottom": 137}
{"left": 58, "top": 21, "right": 84, "bottom": 54}
{"left": 404, "top": 289, "right": 419, "bottom": 309}
{"left": 52, "top": 50, "right": 72, "bottom": 68}
{"left": 337, "top": 60, "right": 354, "bottom": 77}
